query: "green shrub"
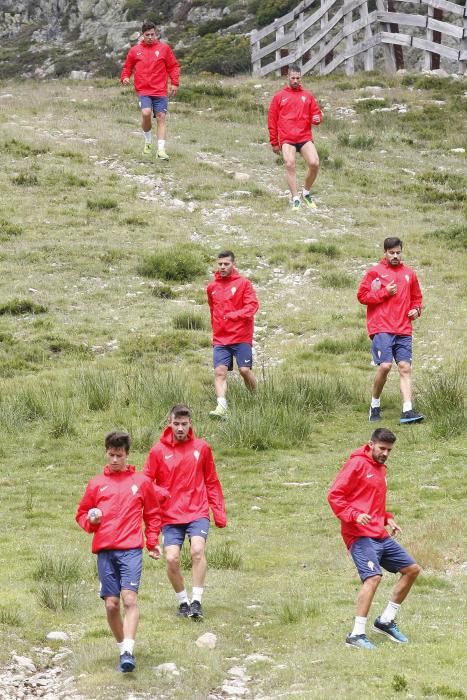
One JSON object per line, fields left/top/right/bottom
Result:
{"left": 428, "top": 223, "right": 467, "bottom": 250}
{"left": 320, "top": 271, "right": 355, "bottom": 288}
{"left": 183, "top": 35, "right": 250, "bottom": 75}
{"left": 0, "top": 299, "right": 47, "bottom": 315}
{"left": 420, "top": 368, "right": 465, "bottom": 439}
{"left": 0, "top": 607, "right": 22, "bottom": 626}
{"left": 314, "top": 333, "right": 368, "bottom": 355}
{"left": 11, "top": 173, "right": 39, "bottom": 186}
{"left": 137, "top": 244, "right": 207, "bottom": 282}
{"left": 87, "top": 197, "right": 118, "bottom": 211}
{"left": 256, "top": 0, "right": 296, "bottom": 26}
{"left": 307, "top": 242, "right": 340, "bottom": 258}
{"left": 338, "top": 133, "right": 376, "bottom": 149}
{"left": 354, "top": 98, "right": 388, "bottom": 112}
{"left": 172, "top": 311, "right": 208, "bottom": 330}
{"left": 2, "top": 138, "right": 49, "bottom": 157}
{"left": 0, "top": 218, "right": 22, "bottom": 238}
{"left": 152, "top": 284, "right": 177, "bottom": 299}
{"left": 392, "top": 674, "right": 408, "bottom": 692}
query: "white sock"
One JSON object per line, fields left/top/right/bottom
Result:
{"left": 303, "top": 188, "right": 310, "bottom": 196}
{"left": 192, "top": 587, "right": 203, "bottom": 603}
{"left": 117, "top": 641, "right": 124, "bottom": 653}
{"left": 175, "top": 589, "right": 189, "bottom": 604}
{"left": 143, "top": 130, "right": 152, "bottom": 143}
{"left": 218, "top": 397, "right": 228, "bottom": 409}
{"left": 403, "top": 401, "right": 412, "bottom": 412}
{"left": 293, "top": 195, "right": 300, "bottom": 203}
{"left": 158, "top": 139, "right": 165, "bottom": 150}
{"left": 380, "top": 601, "right": 400, "bottom": 624}
{"left": 351, "top": 616, "right": 367, "bottom": 636}
{"left": 121, "top": 638, "right": 135, "bottom": 655}
{"left": 371, "top": 397, "right": 381, "bottom": 408}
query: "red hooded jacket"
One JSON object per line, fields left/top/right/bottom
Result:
{"left": 268, "top": 85, "right": 322, "bottom": 148}
{"left": 120, "top": 40, "right": 180, "bottom": 96}
{"left": 207, "top": 269, "right": 259, "bottom": 346}
{"left": 76, "top": 466, "right": 160, "bottom": 553}
{"left": 327, "top": 444, "right": 394, "bottom": 550}
{"left": 357, "top": 259, "right": 423, "bottom": 337}
{"left": 144, "top": 427, "right": 227, "bottom": 530}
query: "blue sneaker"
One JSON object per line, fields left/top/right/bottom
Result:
{"left": 369, "top": 406, "right": 382, "bottom": 422}
{"left": 373, "top": 617, "right": 408, "bottom": 643}
{"left": 400, "top": 409, "right": 424, "bottom": 424}
{"left": 119, "top": 651, "right": 136, "bottom": 672}
{"left": 345, "top": 633, "right": 376, "bottom": 649}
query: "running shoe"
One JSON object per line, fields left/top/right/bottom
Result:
{"left": 157, "top": 148, "right": 170, "bottom": 160}
{"left": 209, "top": 404, "right": 228, "bottom": 419}
{"left": 373, "top": 617, "right": 408, "bottom": 643}
{"left": 177, "top": 601, "right": 190, "bottom": 618}
{"left": 400, "top": 409, "right": 424, "bottom": 424}
{"left": 303, "top": 193, "right": 317, "bottom": 209}
{"left": 369, "top": 406, "right": 382, "bottom": 422}
{"left": 292, "top": 198, "right": 301, "bottom": 210}
{"left": 119, "top": 652, "right": 136, "bottom": 672}
{"left": 189, "top": 600, "right": 203, "bottom": 619}
{"left": 142, "top": 143, "right": 153, "bottom": 156}
{"left": 345, "top": 633, "right": 376, "bottom": 649}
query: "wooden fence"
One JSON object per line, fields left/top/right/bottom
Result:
{"left": 251, "top": 0, "right": 467, "bottom": 76}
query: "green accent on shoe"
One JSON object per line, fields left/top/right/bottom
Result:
{"left": 142, "top": 143, "right": 153, "bottom": 155}
{"left": 303, "top": 193, "right": 317, "bottom": 209}
{"left": 157, "top": 149, "right": 169, "bottom": 160}
{"left": 209, "top": 404, "right": 228, "bottom": 419}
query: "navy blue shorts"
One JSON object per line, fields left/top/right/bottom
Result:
{"left": 97, "top": 548, "right": 143, "bottom": 598}
{"left": 350, "top": 537, "right": 415, "bottom": 582}
{"left": 213, "top": 343, "right": 253, "bottom": 371}
{"left": 371, "top": 333, "right": 412, "bottom": 365}
{"left": 138, "top": 95, "right": 169, "bottom": 115}
{"left": 162, "top": 518, "right": 210, "bottom": 549}
{"left": 283, "top": 141, "right": 311, "bottom": 152}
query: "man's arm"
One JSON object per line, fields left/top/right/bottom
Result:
{"left": 357, "top": 270, "right": 394, "bottom": 306}
{"left": 202, "top": 446, "right": 227, "bottom": 528}
{"left": 267, "top": 94, "right": 280, "bottom": 151}
{"left": 166, "top": 46, "right": 180, "bottom": 97}
{"left": 309, "top": 94, "right": 323, "bottom": 126}
{"left": 224, "top": 280, "right": 259, "bottom": 320}
{"left": 120, "top": 49, "right": 136, "bottom": 84}
{"left": 408, "top": 272, "right": 423, "bottom": 320}
{"left": 75, "top": 482, "right": 100, "bottom": 533}
{"left": 142, "top": 479, "right": 162, "bottom": 552}
{"left": 328, "top": 461, "right": 362, "bottom": 524}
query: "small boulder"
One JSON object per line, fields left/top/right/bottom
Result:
{"left": 195, "top": 632, "right": 217, "bottom": 649}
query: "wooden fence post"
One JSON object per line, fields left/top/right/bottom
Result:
{"left": 344, "top": 6, "right": 354, "bottom": 75}
{"left": 376, "top": 0, "right": 397, "bottom": 73}
{"left": 461, "top": 5, "right": 467, "bottom": 75}
{"left": 359, "top": 0, "right": 374, "bottom": 71}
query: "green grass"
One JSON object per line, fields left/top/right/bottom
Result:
{"left": 0, "top": 73, "right": 466, "bottom": 699}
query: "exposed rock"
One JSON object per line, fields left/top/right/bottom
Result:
{"left": 154, "top": 662, "right": 180, "bottom": 676}
{"left": 46, "top": 631, "right": 70, "bottom": 642}
{"left": 195, "top": 632, "right": 217, "bottom": 649}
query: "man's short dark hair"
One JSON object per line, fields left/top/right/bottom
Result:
{"left": 170, "top": 404, "right": 192, "bottom": 420}
{"left": 370, "top": 428, "right": 396, "bottom": 444}
{"left": 218, "top": 250, "right": 235, "bottom": 261}
{"left": 288, "top": 63, "right": 301, "bottom": 74}
{"left": 384, "top": 237, "right": 402, "bottom": 250}
{"left": 105, "top": 431, "right": 131, "bottom": 453}
{"left": 141, "top": 21, "right": 157, "bottom": 33}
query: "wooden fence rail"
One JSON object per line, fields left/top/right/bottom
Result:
{"left": 251, "top": 0, "right": 467, "bottom": 76}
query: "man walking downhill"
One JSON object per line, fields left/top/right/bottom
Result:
{"left": 76, "top": 431, "right": 161, "bottom": 673}
{"left": 357, "top": 237, "right": 424, "bottom": 424}
{"left": 120, "top": 20, "right": 179, "bottom": 159}
{"left": 144, "top": 405, "right": 227, "bottom": 620}
{"left": 207, "top": 250, "right": 259, "bottom": 418}
{"left": 267, "top": 64, "right": 323, "bottom": 210}
{"left": 328, "top": 428, "right": 421, "bottom": 649}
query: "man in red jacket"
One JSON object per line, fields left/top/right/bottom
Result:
{"left": 357, "top": 237, "right": 424, "bottom": 424}
{"left": 207, "top": 250, "right": 259, "bottom": 418}
{"left": 328, "top": 428, "right": 421, "bottom": 649}
{"left": 76, "top": 431, "right": 161, "bottom": 673}
{"left": 144, "top": 405, "right": 227, "bottom": 619}
{"left": 267, "top": 64, "right": 323, "bottom": 210}
{"left": 120, "top": 21, "right": 179, "bottom": 159}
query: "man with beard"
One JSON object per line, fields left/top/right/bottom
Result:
{"left": 357, "top": 237, "right": 424, "bottom": 424}
{"left": 267, "top": 64, "right": 323, "bottom": 209}
{"left": 328, "top": 428, "right": 421, "bottom": 649}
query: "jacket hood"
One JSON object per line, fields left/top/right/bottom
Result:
{"left": 348, "top": 444, "right": 384, "bottom": 468}
{"left": 160, "top": 425, "right": 195, "bottom": 447}
{"left": 103, "top": 464, "right": 136, "bottom": 476}
{"left": 379, "top": 258, "right": 406, "bottom": 270}
{"left": 213, "top": 268, "right": 241, "bottom": 282}
{"left": 284, "top": 85, "right": 304, "bottom": 93}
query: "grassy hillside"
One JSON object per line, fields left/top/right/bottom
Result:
{"left": 0, "top": 71, "right": 466, "bottom": 699}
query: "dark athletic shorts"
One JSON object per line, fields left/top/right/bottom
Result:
{"left": 283, "top": 141, "right": 311, "bottom": 152}
{"left": 138, "top": 95, "right": 169, "bottom": 115}
{"left": 213, "top": 343, "right": 253, "bottom": 371}
{"left": 350, "top": 537, "right": 415, "bottom": 582}
{"left": 371, "top": 333, "right": 412, "bottom": 365}
{"left": 97, "top": 548, "right": 143, "bottom": 598}
{"left": 162, "top": 518, "right": 210, "bottom": 549}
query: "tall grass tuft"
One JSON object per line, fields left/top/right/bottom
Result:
{"left": 34, "top": 550, "right": 82, "bottom": 611}
{"left": 172, "top": 311, "right": 208, "bottom": 331}
{"left": 419, "top": 368, "right": 465, "bottom": 439}
{"left": 0, "top": 607, "right": 22, "bottom": 626}
{"left": 208, "top": 542, "right": 242, "bottom": 570}
{"left": 77, "top": 367, "right": 117, "bottom": 411}
{"left": 123, "top": 366, "right": 194, "bottom": 418}
{"left": 137, "top": 244, "right": 207, "bottom": 282}
{"left": 278, "top": 599, "right": 320, "bottom": 624}
{"left": 0, "top": 299, "right": 47, "bottom": 315}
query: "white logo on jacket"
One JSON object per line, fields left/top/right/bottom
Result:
{"left": 99, "top": 486, "right": 108, "bottom": 492}
{"left": 231, "top": 287, "right": 237, "bottom": 295}
{"left": 131, "top": 484, "right": 138, "bottom": 495}
{"left": 164, "top": 454, "right": 173, "bottom": 460}
{"left": 194, "top": 450, "right": 200, "bottom": 461}
{"left": 302, "top": 96, "right": 306, "bottom": 102}
{"left": 155, "top": 50, "right": 159, "bottom": 57}
{"left": 405, "top": 274, "right": 410, "bottom": 282}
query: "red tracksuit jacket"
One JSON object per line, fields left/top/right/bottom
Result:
{"left": 327, "top": 445, "right": 394, "bottom": 550}
{"left": 268, "top": 85, "right": 322, "bottom": 148}
{"left": 207, "top": 269, "right": 259, "bottom": 346}
{"left": 357, "top": 259, "right": 423, "bottom": 337}
{"left": 120, "top": 40, "right": 180, "bottom": 96}
{"left": 144, "top": 427, "right": 227, "bottom": 530}
{"left": 76, "top": 466, "right": 160, "bottom": 553}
